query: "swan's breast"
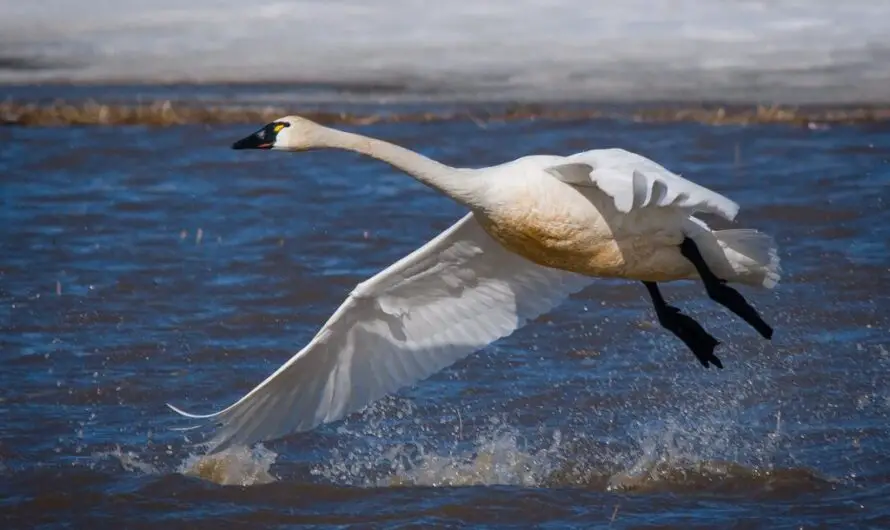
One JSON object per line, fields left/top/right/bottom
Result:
{"left": 475, "top": 205, "right": 628, "bottom": 277}
{"left": 474, "top": 181, "right": 694, "bottom": 281}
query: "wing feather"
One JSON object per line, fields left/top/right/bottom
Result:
{"left": 169, "top": 212, "right": 593, "bottom": 452}
{"left": 547, "top": 148, "right": 740, "bottom": 220}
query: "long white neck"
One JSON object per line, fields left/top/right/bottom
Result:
{"left": 308, "top": 126, "right": 485, "bottom": 208}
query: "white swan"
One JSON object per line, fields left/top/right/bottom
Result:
{"left": 169, "top": 115, "right": 780, "bottom": 452}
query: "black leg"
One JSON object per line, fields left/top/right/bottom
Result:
{"left": 679, "top": 237, "right": 774, "bottom": 340}
{"left": 643, "top": 281, "right": 723, "bottom": 369}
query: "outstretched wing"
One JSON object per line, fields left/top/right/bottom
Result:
{"left": 546, "top": 148, "right": 739, "bottom": 221}
{"left": 169, "top": 212, "right": 594, "bottom": 452}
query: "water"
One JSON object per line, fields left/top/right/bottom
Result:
{"left": 2, "top": 114, "right": 890, "bottom": 528}
{"left": 3, "top": 0, "right": 890, "bottom": 103}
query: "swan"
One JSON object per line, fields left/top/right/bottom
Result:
{"left": 169, "top": 115, "right": 780, "bottom": 452}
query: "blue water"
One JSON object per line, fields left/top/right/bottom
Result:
{"left": 2, "top": 116, "right": 890, "bottom": 528}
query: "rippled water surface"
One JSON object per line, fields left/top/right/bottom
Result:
{"left": 2, "top": 115, "right": 890, "bottom": 528}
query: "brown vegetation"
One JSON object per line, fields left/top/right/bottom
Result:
{"left": 3, "top": 99, "right": 890, "bottom": 127}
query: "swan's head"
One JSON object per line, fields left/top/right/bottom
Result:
{"left": 231, "top": 115, "right": 321, "bottom": 151}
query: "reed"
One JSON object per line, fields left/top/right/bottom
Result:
{"left": 2, "top": 99, "right": 889, "bottom": 127}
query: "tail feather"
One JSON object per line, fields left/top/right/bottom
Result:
{"left": 713, "top": 229, "right": 781, "bottom": 288}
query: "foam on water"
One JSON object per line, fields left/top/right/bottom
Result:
{"left": 2, "top": 0, "right": 890, "bottom": 102}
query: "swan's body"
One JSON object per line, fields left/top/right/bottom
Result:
{"left": 170, "top": 116, "right": 780, "bottom": 452}
{"left": 463, "top": 152, "right": 769, "bottom": 286}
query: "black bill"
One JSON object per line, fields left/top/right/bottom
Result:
{"left": 231, "top": 121, "right": 288, "bottom": 150}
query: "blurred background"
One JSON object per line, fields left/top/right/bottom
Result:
{"left": 2, "top": 0, "right": 890, "bottom": 104}
{"left": 3, "top": 2, "right": 889, "bottom": 529}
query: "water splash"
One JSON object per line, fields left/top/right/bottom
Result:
{"left": 305, "top": 368, "right": 829, "bottom": 494}
{"left": 95, "top": 446, "right": 161, "bottom": 475}
{"left": 601, "top": 416, "right": 825, "bottom": 493}
{"left": 96, "top": 444, "right": 278, "bottom": 486}
{"left": 177, "top": 444, "right": 278, "bottom": 486}
{"left": 379, "top": 425, "right": 564, "bottom": 487}
{"left": 310, "top": 417, "right": 562, "bottom": 488}
{"left": 96, "top": 407, "right": 827, "bottom": 494}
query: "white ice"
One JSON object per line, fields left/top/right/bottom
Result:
{"left": 1, "top": 0, "right": 888, "bottom": 102}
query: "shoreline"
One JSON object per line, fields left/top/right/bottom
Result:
{"left": 3, "top": 99, "right": 890, "bottom": 127}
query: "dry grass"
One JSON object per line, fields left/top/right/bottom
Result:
{"left": 3, "top": 99, "right": 890, "bottom": 127}
{"left": 631, "top": 104, "right": 890, "bottom": 126}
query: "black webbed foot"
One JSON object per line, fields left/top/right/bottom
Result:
{"left": 643, "top": 281, "right": 723, "bottom": 369}
{"left": 679, "top": 237, "right": 773, "bottom": 340}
